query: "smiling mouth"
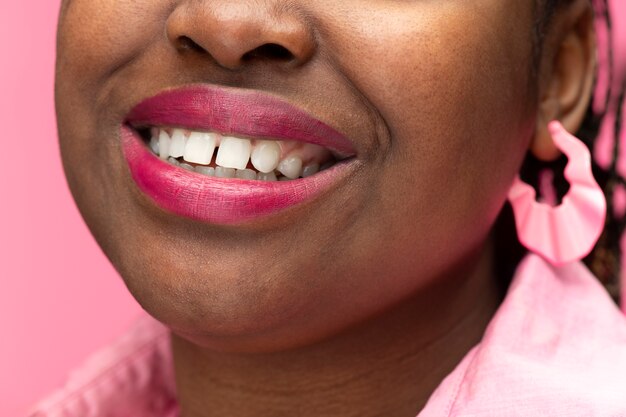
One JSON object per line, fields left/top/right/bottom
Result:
{"left": 120, "top": 84, "right": 360, "bottom": 225}
{"left": 137, "top": 126, "right": 345, "bottom": 181}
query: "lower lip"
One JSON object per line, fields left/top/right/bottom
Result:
{"left": 120, "top": 125, "right": 358, "bottom": 224}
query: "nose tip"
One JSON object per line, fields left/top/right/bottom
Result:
{"left": 167, "top": 3, "right": 317, "bottom": 70}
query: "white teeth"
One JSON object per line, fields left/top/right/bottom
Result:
{"left": 251, "top": 140, "right": 280, "bottom": 173}
{"left": 158, "top": 131, "right": 171, "bottom": 160}
{"left": 257, "top": 171, "right": 277, "bottom": 181}
{"left": 277, "top": 156, "right": 303, "bottom": 179}
{"left": 215, "top": 166, "right": 236, "bottom": 178}
{"left": 169, "top": 129, "right": 187, "bottom": 158}
{"left": 302, "top": 163, "right": 320, "bottom": 178}
{"left": 183, "top": 132, "right": 216, "bottom": 165}
{"left": 149, "top": 136, "right": 160, "bottom": 155}
{"left": 152, "top": 127, "right": 339, "bottom": 180}
{"left": 195, "top": 166, "right": 215, "bottom": 176}
{"left": 216, "top": 136, "right": 252, "bottom": 170}
{"left": 236, "top": 169, "right": 257, "bottom": 180}
{"left": 179, "top": 162, "right": 194, "bottom": 172}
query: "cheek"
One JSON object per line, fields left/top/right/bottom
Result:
{"left": 319, "top": 0, "right": 536, "bottom": 257}
{"left": 57, "top": 0, "right": 165, "bottom": 87}
{"left": 56, "top": 0, "right": 172, "bottom": 251}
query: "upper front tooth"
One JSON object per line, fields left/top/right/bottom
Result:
{"left": 216, "top": 136, "right": 252, "bottom": 170}
{"left": 183, "top": 132, "right": 217, "bottom": 165}
{"left": 149, "top": 136, "right": 160, "bottom": 155}
{"left": 169, "top": 129, "right": 187, "bottom": 158}
{"left": 158, "top": 130, "right": 171, "bottom": 160}
{"left": 251, "top": 140, "right": 280, "bottom": 173}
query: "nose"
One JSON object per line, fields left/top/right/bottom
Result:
{"left": 166, "top": 2, "right": 317, "bottom": 70}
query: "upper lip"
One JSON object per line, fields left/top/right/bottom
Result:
{"left": 124, "top": 84, "right": 358, "bottom": 158}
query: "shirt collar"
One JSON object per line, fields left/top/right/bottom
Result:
{"left": 419, "top": 253, "right": 626, "bottom": 416}
{"left": 28, "top": 254, "right": 626, "bottom": 417}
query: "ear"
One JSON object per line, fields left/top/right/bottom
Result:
{"left": 531, "top": 0, "right": 596, "bottom": 162}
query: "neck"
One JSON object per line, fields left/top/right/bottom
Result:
{"left": 171, "top": 240, "right": 501, "bottom": 417}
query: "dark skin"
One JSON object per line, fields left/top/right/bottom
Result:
{"left": 55, "top": 0, "right": 595, "bottom": 415}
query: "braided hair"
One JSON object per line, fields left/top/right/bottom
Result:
{"left": 579, "top": 0, "right": 624, "bottom": 303}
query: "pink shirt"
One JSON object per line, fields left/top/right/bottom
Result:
{"left": 27, "top": 254, "right": 626, "bottom": 416}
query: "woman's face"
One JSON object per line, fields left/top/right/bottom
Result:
{"left": 56, "top": 0, "right": 540, "bottom": 352}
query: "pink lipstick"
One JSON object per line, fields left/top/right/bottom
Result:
{"left": 121, "top": 85, "right": 359, "bottom": 224}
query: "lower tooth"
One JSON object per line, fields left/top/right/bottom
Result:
{"left": 195, "top": 166, "right": 215, "bottom": 176}
{"left": 236, "top": 169, "right": 257, "bottom": 180}
{"left": 257, "top": 172, "right": 277, "bottom": 181}
{"left": 215, "top": 166, "right": 236, "bottom": 178}
{"left": 277, "top": 156, "right": 303, "bottom": 179}
{"left": 302, "top": 164, "right": 320, "bottom": 178}
{"left": 180, "top": 162, "right": 194, "bottom": 172}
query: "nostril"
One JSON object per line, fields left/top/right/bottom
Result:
{"left": 241, "top": 43, "right": 295, "bottom": 62}
{"left": 177, "top": 36, "right": 205, "bottom": 53}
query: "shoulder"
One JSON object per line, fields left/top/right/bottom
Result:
{"left": 27, "top": 314, "right": 179, "bottom": 417}
{"left": 420, "top": 254, "right": 626, "bottom": 416}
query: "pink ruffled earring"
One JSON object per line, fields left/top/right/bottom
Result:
{"left": 507, "top": 120, "right": 607, "bottom": 266}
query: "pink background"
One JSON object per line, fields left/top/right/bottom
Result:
{"left": 0, "top": 2, "right": 624, "bottom": 417}
{"left": 0, "top": 2, "right": 142, "bottom": 416}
